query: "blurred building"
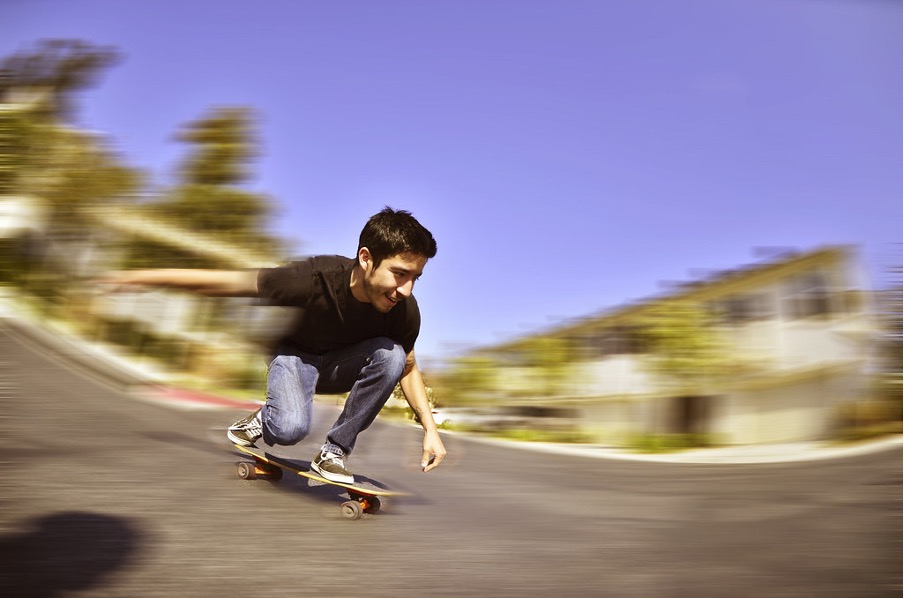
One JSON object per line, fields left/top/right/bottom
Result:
{"left": 79, "top": 209, "right": 287, "bottom": 386}
{"left": 465, "top": 247, "right": 877, "bottom": 445}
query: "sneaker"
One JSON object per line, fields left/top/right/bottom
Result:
{"left": 312, "top": 450, "right": 355, "bottom": 484}
{"left": 227, "top": 408, "right": 263, "bottom": 447}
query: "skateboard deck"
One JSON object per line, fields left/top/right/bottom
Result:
{"left": 232, "top": 443, "right": 407, "bottom": 519}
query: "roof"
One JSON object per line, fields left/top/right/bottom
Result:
{"left": 479, "top": 245, "right": 857, "bottom": 354}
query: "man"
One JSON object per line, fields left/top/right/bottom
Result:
{"left": 103, "top": 207, "right": 446, "bottom": 482}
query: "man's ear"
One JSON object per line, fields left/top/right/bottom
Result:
{"left": 357, "top": 247, "right": 372, "bottom": 271}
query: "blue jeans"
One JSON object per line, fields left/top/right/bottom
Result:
{"left": 260, "top": 337, "right": 406, "bottom": 455}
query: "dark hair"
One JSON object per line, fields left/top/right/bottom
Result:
{"left": 358, "top": 207, "right": 437, "bottom": 268}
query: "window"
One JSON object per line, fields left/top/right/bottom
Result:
{"left": 711, "top": 293, "right": 773, "bottom": 325}
{"left": 785, "top": 272, "right": 832, "bottom": 319}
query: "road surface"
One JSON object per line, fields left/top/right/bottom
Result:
{"left": 1, "top": 323, "right": 900, "bottom": 597}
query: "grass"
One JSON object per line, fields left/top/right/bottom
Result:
{"left": 625, "top": 433, "right": 721, "bottom": 454}
{"left": 835, "top": 421, "right": 903, "bottom": 444}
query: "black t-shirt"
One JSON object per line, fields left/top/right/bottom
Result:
{"left": 257, "top": 255, "right": 421, "bottom": 356}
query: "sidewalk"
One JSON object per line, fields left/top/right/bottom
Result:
{"left": 0, "top": 294, "right": 261, "bottom": 411}
{"left": 471, "top": 433, "right": 903, "bottom": 465}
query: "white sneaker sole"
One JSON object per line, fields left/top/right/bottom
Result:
{"left": 226, "top": 429, "right": 258, "bottom": 447}
{"left": 311, "top": 462, "right": 354, "bottom": 484}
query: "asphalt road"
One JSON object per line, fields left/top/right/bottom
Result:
{"left": 1, "top": 324, "right": 901, "bottom": 597}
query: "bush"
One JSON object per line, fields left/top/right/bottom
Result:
{"left": 835, "top": 398, "right": 902, "bottom": 443}
{"left": 626, "top": 433, "right": 719, "bottom": 453}
{"left": 491, "top": 428, "right": 594, "bottom": 444}
{"left": 379, "top": 406, "right": 410, "bottom": 421}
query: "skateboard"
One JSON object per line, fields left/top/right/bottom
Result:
{"left": 232, "top": 443, "right": 407, "bottom": 519}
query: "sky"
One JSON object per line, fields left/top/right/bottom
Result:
{"left": 2, "top": 0, "right": 901, "bottom": 364}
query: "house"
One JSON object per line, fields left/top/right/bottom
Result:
{"left": 78, "top": 208, "right": 286, "bottom": 385}
{"left": 465, "top": 246, "right": 876, "bottom": 446}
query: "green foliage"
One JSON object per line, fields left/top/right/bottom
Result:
{"left": 626, "top": 433, "right": 720, "bottom": 453}
{"left": 38, "top": 132, "right": 142, "bottom": 221}
{"left": 1, "top": 41, "right": 280, "bottom": 261}
{"left": 0, "top": 39, "right": 119, "bottom": 122}
{"left": 120, "top": 239, "right": 223, "bottom": 270}
{"left": 0, "top": 238, "right": 36, "bottom": 284}
{"left": 0, "top": 39, "right": 141, "bottom": 228}
{"left": 151, "top": 184, "right": 275, "bottom": 246}
{"left": 392, "top": 381, "right": 437, "bottom": 423}
{"left": 486, "top": 427, "right": 593, "bottom": 444}
{"left": 142, "top": 106, "right": 283, "bottom": 256}
{"left": 0, "top": 107, "right": 34, "bottom": 193}
{"left": 875, "top": 259, "right": 902, "bottom": 407}
{"left": 0, "top": 41, "right": 284, "bottom": 396}
{"left": 636, "top": 300, "right": 729, "bottom": 394}
{"left": 434, "top": 355, "right": 498, "bottom": 405}
{"left": 175, "top": 107, "right": 257, "bottom": 187}
{"left": 516, "top": 336, "right": 578, "bottom": 397}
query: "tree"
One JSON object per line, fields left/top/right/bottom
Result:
{"left": 0, "top": 40, "right": 141, "bottom": 289}
{"left": 516, "top": 336, "right": 578, "bottom": 398}
{"left": 637, "top": 300, "right": 729, "bottom": 396}
{"left": 0, "top": 104, "right": 32, "bottom": 195}
{"left": 0, "top": 39, "right": 140, "bottom": 208}
{"left": 434, "top": 355, "right": 498, "bottom": 406}
{"left": 0, "top": 39, "right": 119, "bottom": 122}
{"left": 175, "top": 107, "right": 256, "bottom": 186}
{"left": 147, "top": 107, "right": 283, "bottom": 255}
{"left": 876, "top": 258, "right": 902, "bottom": 414}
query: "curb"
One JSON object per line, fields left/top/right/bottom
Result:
{"left": 1, "top": 314, "right": 159, "bottom": 390}
{"left": 441, "top": 429, "right": 903, "bottom": 465}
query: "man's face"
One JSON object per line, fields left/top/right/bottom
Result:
{"left": 361, "top": 251, "right": 428, "bottom": 313}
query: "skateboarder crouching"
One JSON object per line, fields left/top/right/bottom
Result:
{"left": 101, "top": 207, "right": 446, "bottom": 482}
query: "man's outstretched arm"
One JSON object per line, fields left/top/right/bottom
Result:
{"left": 99, "top": 269, "right": 260, "bottom": 297}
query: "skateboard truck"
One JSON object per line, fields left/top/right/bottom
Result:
{"left": 340, "top": 493, "right": 382, "bottom": 520}
{"left": 235, "top": 460, "right": 283, "bottom": 481}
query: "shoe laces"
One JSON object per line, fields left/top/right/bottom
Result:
{"left": 320, "top": 451, "right": 346, "bottom": 468}
{"left": 242, "top": 412, "right": 263, "bottom": 436}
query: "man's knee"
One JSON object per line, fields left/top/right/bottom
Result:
{"left": 265, "top": 355, "right": 313, "bottom": 445}
{"left": 370, "top": 338, "right": 407, "bottom": 379}
{"left": 264, "top": 410, "right": 310, "bottom": 445}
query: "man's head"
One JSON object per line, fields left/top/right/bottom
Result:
{"left": 354, "top": 207, "right": 437, "bottom": 313}
{"left": 357, "top": 207, "right": 437, "bottom": 269}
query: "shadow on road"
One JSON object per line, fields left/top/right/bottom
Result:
{"left": 0, "top": 511, "right": 146, "bottom": 598}
{"left": 137, "top": 428, "right": 435, "bottom": 513}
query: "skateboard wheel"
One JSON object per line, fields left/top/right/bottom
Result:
{"left": 341, "top": 500, "right": 364, "bottom": 520}
{"left": 236, "top": 461, "right": 256, "bottom": 480}
{"left": 263, "top": 467, "right": 283, "bottom": 481}
{"left": 364, "top": 496, "right": 382, "bottom": 514}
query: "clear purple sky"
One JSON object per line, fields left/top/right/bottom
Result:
{"left": 3, "top": 0, "right": 901, "bottom": 362}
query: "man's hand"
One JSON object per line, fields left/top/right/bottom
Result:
{"left": 421, "top": 429, "right": 447, "bottom": 473}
